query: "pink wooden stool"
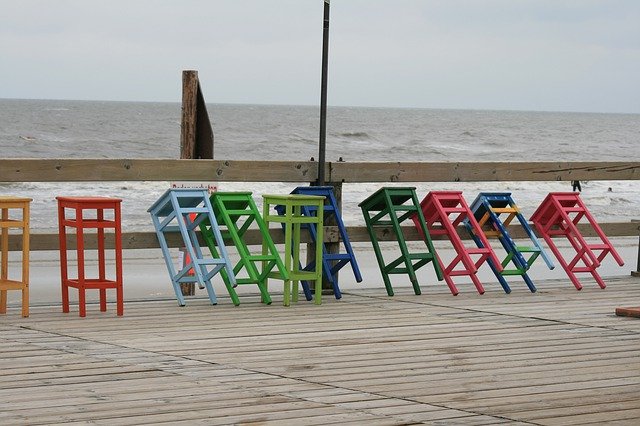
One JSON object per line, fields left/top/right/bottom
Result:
{"left": 414, "top": 191, "right": 502, "bottom": 295}
{"left": 530, "top": 192, "right": 624, "bottom": 290}
{"left": 57, "top": 197, "right": 123, "bottom": 317}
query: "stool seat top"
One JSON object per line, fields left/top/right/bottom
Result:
{"left": 211, "top": 191, "right": 253, "bottom": 197}
{"left": 263, "top": 194, "right": 325, "bottom": 201}
{"left": 358, "top": 187, "right": 418, "bottom": 209}
{"left": 56, "top": 196, "right": 122, "bottom": 203}
{"left": 0, "top": 196, "right": 32, "bottom": 203}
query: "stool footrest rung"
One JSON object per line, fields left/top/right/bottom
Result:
{"left": 64, "top": 278, "right": 119, "bottom": 289}
{"left": 0, "top": 279, "right": 27, "bottom": 290}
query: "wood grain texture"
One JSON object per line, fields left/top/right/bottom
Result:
{"left": 2, "top": 159, "right": 638, "bottom": 182}
{"left": 1, "top": 276, "right": 639, "bottom": 424}
{"left": 0, "top": 159, "right": 320, "bottom": 182}
{"left": 331, "top": 161, "right": 640, "bottom": 182}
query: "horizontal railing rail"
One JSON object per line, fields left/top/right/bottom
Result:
{"left": 1, "top": 159, "right": 638, "bottom": 182}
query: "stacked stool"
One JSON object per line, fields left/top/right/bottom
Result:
{"left": 57, "top": 196, "right": 123, "bottom": 317}
{"left": 416, "top": 191, "right": 501, "bottom": 295}
{"left": 200, "top": 191, "right": 288, "bottom": 306}
{"left": 530, "top": 192, "right": 624, "bottom": 290}
{"left": 0, "top": 196, "right": 32, "bottom": 317}
{"left": 148, "top": 188, "right": 235, "bottom": 306}
{"left": 466, "top": 192, "right": 555, "bottom": 293}
{"left": 360, "top": 187, "right": 442, "bottom": 296}
{"left": 262, "top": 194, "right": 324, "bottom": 306}
{"left": 276, "top": 186, "right": 362, "bottom": 300}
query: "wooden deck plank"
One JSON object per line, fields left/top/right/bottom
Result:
{"left": 1, "top": 275, "right": 639, "bottom": 424}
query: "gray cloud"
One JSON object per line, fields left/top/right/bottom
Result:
{"left": 1, "top": 0, "right": 638, "bottom": 112}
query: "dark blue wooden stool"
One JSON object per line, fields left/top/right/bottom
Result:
{"left": 466, "top": 192, "right": 554, "bottom": 293}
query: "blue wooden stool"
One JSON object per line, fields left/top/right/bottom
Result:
{"left": 465, "top": 192, "right": 554, "bottom": 293}
{"left": 276, "top": 186, "right": 362, "bottom": 300}
{"left": 148, "top": 188, "right": 235, "bottom": 306}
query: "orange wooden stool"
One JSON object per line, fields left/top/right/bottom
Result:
{"left": 0, "top": 196, "right": 32, "bottom": 317}
{"left": 57, "top": 197, "right": 123, "bottom": 317}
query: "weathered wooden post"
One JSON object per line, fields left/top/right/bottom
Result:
{"left": 179, "top": 70, "right": 214, "bottom": 296}
{"left": 181, "top": 70, "right": 214, "bottom": 160}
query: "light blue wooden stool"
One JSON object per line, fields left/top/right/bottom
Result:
{"left": 148, "top": 188, "right": 235, "bottom": 306}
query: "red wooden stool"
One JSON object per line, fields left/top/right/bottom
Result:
{"left": 414, "top": 191, "right": 502, "bottom": 295}
{"left": 530, "top": 192, "right": 624, "bottom": 290}
{"left": 57, "top": 197, "right": 123, "bottom": 317}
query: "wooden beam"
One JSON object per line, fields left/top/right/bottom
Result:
{"left": 2, "top": 160, "right": 637, "bottom": 183}
{"left": 0, "top": 159, "right": 319, "bottom": 182}
{"left": 180, "top": 70, "right": 215, "bottom": 160}
{"left": 180, "top": 70, "right": 199, "bottom": 160}
{"left": 331, "top": 161, "right": 640, "bottom": 182}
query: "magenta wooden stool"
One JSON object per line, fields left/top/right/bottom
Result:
{"left": 531, "top": 192, "right": 624, "bottom": 290}
{"left": 57, "top": 197, "right": 123, "bottom": 317}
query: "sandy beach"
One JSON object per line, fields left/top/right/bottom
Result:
{"left": 3, "top": 237, "right": 637, "bottom": 310}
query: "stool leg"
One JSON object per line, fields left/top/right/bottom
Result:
{"left": 22, "top": 206, "right": 29, "bottom": 317}
{"left": 1, "top": 208, "right": 7, "bottom": 314}
{"left": 314, "top": 203, "right": 323, "bottom": 305}
{"left": 292, "top": 205, "right": 301, "bottom": 304}
{"left": 522, "top": 272, "right": 537, "bottom": 293}
{"left": 76, "top": 207, "right": 86, "bottom": 317}
{"left": 58, "top": 203, "right": 70, "bottom": 313}
{"left": 97, "top": 208, "right": 107, "bottom": 312}
{"left": 283, "top": 205, "right": 293, "bottom": 307}
{"left": 115, "top": 203, "right": 124, "bottom": 316}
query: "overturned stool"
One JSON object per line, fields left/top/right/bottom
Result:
{"left": 148, "top": 188, "right": 235, "bottom": 306}
{"left": 360, "top": 187, "right": 442, "bottom": 296}
{"left": 530, "top": 192, "right": 624, "bottom": 290}
{"left": 276, "top": 186, "right": 362, "bottom": 300}
{"left": 466, "top": 192, "right": 555, "bottom": 293}
{"left": 416, "top": 191, "right": 501, "bottom": 296}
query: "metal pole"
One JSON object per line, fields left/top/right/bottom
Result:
{"left": 317, "top": 0, "right": 330, "bottom": 186}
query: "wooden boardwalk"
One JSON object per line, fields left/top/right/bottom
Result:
{"left": 2, "top": 276, "right": 640, "bottom": 425}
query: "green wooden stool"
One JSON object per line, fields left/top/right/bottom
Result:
{"left": 199, "top": 192, "right": 288, "bottom": 306}
{"left": 262, "top": 194, "right": 325, "bottom": 306}
{"left": 359, "top": 187, "right": 443, "bottom": 296}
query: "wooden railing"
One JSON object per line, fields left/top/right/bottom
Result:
{"left": 2, "top": 159, "right": 639, "bottom": 274}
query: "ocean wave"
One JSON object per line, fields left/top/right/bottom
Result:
{"left": 339, "top": 132, "right": 370, "bottom": 139}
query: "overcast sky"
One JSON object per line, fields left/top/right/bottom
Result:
{"left": 1, "top": 0, "right": 639, "bottom": 113}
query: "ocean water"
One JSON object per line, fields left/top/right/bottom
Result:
{"left": 1, "top": 98, "right": 639, "bottom": 232}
